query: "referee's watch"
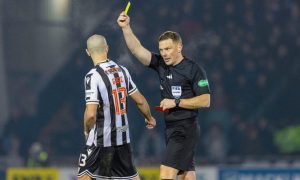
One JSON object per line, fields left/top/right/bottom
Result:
{"left": 175, "top": 98, "right": 181, "bottom": 108}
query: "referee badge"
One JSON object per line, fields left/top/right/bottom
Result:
{"left": 198, "top": 79, "right": 209, "bottom": 87}
{"left": 171, "top": 86, "right": 182, "bottom": 99}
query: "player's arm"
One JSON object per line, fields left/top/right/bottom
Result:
{"left": 84, "top": 104, "right": 98, "bottom": 138}
{"left": 130, "top": 90, "right": 156, "bottom": 129}
{"left": 160, "top": 94, "right": 210, "bottom": 111}
{"left": 117, "top": 12, "right": 152, "bottom": 66}
{"left": 83, "top": 72, "right": 100, "bottom": 138}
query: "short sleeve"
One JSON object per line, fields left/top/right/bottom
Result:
{"left": 122, "top": 67, "right": 138, "bottom": 96}
{"left": 191, "top": 64, "right": 211, "bottom": 96}
{"left": 84, "top": 72, "right": 100, "bottom": 104}
{"left": 149, "top": 53, "right": 162, "bottom": 71}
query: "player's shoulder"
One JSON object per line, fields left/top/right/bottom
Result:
{"left": 108, "top": 60, "right": 126, "bottom": 70}
{"left": 85, "top": 68, "right": 97, "bottom": 77}
{"left": 85, "top": 68, "right": 102, "bottom": 80}
{"left": 117, "top": 63, "right": 131, "bottom": 75}
{"left": 119, "top": 64, "right": 127, "bottom": 71}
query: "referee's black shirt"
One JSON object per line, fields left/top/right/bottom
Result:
{"left": 149, "top": 53, "right": 210, "bottom": 123}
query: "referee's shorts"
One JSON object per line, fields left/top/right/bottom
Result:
{"left": 162, "top": 118, "right": 200, "bottom": 174}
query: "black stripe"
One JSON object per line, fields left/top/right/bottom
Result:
{"left": 86, "top": 101, "right": 99, "bottom": 103}
{"left": 119, "top": 66, "right": 129, "bottom": 144}
{"left": 96, "top": 66, "right": 117, "bottom": 146}
{"left": 120, "top": 67, "right": 135, "bottom": 95}
{"left": 96, "top": 85, "right": 104, "bottom": 146}
{"left": 113, "top": 69, "right": 127, "bottom": 144}
{"left": 119, "top": 66, "right": 129, "bottom": 93}
{"left": 85, "top": 74, "right": 92, "bottom": 90}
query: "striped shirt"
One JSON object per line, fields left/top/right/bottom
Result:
{"left": 84, "top": 60, "right": 137, "bottom": 147}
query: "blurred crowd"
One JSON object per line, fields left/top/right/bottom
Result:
{"left": 1, "top": 0, "right": 300, "bottom": 168}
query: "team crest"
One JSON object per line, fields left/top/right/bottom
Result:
{"left": 171, "top": 86, "right": 182, "bottom": 99}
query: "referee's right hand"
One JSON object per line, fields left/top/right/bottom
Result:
{"left": 117, "top": 12, "right": 130, "bottom": 28}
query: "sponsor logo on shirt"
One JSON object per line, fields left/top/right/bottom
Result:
{"left": 198, "top": 79, "right": 209, "bottom": 87}
{"left": 105, "top": 67, "right": 122, "bottom": 75}
{"left": 166, "top": 74, "right": 173, "bottom": 79}
{"left": 117, "top": 125, "right": 128, "bottom": 132}
{"left": 86, "top": 77, "right": 91, "bottom": 85}
{"left": 87, "top": 149, "right": 92, "bottom": 156}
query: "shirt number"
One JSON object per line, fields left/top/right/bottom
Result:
{"left": 112, "top": 87, "right": 127, "bottom": 115}
{"left": 79, "top": 154, "right": 87, "bottom": 167}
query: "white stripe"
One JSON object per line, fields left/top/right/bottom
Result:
{"left": 111, "top": 70, "right": 123, "bottom": 146}
{"left": 121, "top": 66, "right": 137, "bottom": 95}
{"left": 78, "top": 170, "right": 138, "bottom": 179}
{"left": 86, "top": 125, "right": 95, "bottom": 146}
{"left": 97, "top": 72, "right": 112, "bottom": 147}
{"left": 125, "top": 114, "right": 130, "bottom": 144}
{"left": 116, "top": 112, "right": 122, "bottom": 146}
{"left": 118, "top": 68, "right": 130, "bottom": 145}
{"left": 93, "top": 127, "right": 97, "bottom": 146}
{"left": 123, "top": 69, "right": 131, "bottom": 144}
{"left": 128, "top": 88, "right": 138, "bottom": 96}
{"left": 121, "top": 65, "right": 131, "bottom": 144}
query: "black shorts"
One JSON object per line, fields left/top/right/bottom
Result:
{"left": 162, "top": 119, "right": 200, "bottom": 173}
{"left": 77, "top": 143, "right": 138, "bottom": 179}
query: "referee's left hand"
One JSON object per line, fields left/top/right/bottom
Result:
{"left": 160, "top": 99, "right": 176, "bottom": 111}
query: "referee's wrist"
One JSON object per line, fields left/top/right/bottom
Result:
{"left": 175, "top": 98, "right": 181, "bottom": 108}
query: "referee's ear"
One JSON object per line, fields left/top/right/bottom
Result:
{"left": 86, "top": 49, "right": 91, "bottom": 57}
{"left": 177, "top": 43, "right": 183, "bottom": 53}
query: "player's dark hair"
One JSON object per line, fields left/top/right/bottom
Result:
{"left": 158, "top": 31, "right": 182, "bottom": 44}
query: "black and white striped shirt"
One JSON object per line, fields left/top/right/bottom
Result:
{"left": 84, "top": 60, "right": 137, "bottom": 147}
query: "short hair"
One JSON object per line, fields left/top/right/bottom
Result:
{"left": 86, "top": 34, "right": 108, "bottom": 54}
{"left": 158, "top": 31, "right": 182, "bottom": 44}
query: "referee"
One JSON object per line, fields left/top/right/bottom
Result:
{"left": 77, "top": 34, "right": 156, "bottom": 180}
{"left": 118, "top": 13, "right": 211, "bottom": 180}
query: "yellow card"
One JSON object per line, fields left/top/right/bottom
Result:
{"left": 124, "top": 1, "right": 131, "bottom": 15}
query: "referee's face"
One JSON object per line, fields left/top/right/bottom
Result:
{"left": 159, "top": 39, "right": 182, "bottom": 66}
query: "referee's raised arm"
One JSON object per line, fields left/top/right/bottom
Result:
{"left": 117, "top": 12, "right": 152, "bottom": 66}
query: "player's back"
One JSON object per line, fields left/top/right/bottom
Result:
{"left": 84, "top": 60, "right": 137, "bottom": 147}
